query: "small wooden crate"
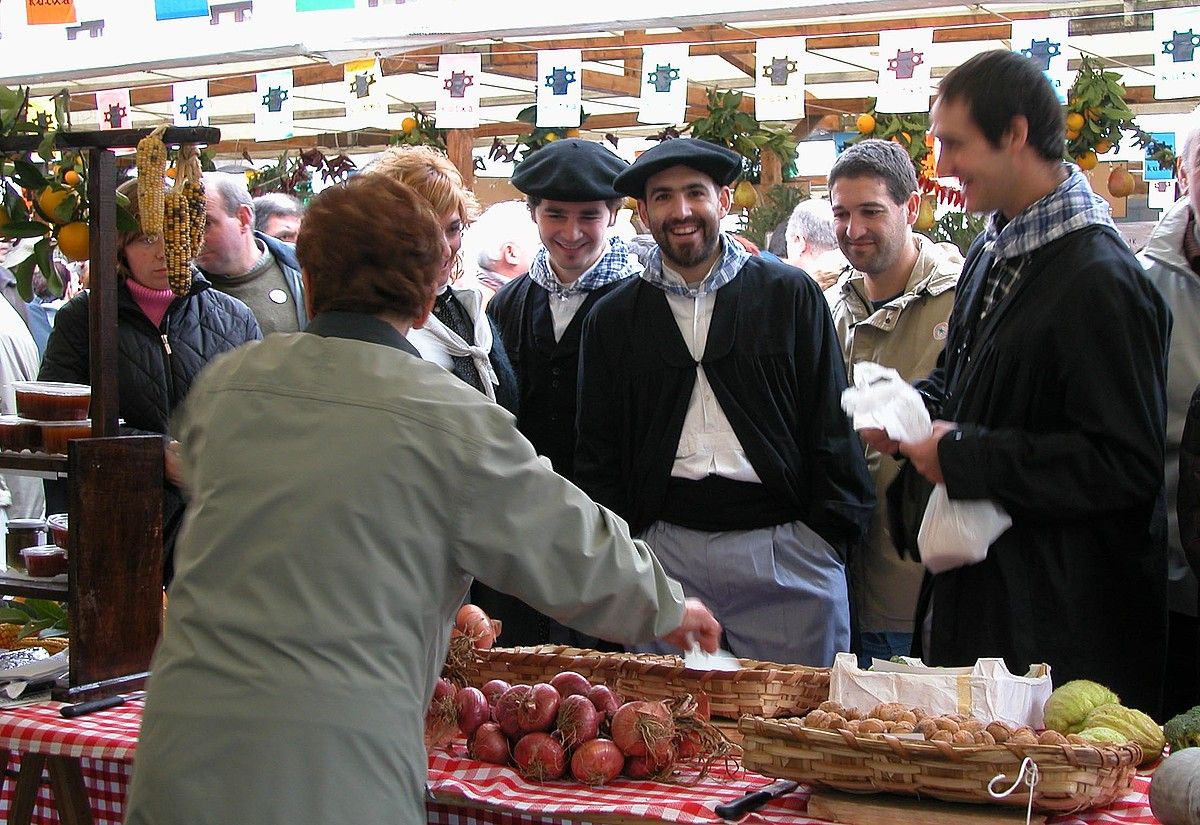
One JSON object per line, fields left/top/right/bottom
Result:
{"left": 738, "top": 715, "right": 1141, "bottom": 813}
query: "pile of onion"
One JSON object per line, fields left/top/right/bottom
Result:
{"left": 427, "top": 667, "right": 737, "bottom": 787}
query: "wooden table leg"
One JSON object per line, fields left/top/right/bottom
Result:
{"left": 9, "top": 752, "right": 47, "bottom": 825}
{"left": 46, "top": 755, "right": 95, "bottom": 825}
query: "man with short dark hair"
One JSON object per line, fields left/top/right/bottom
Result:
{"left": 253, "top": 192, "right": 304, "bottom": 244}
{"left": 826, "top": 138, "right": 960, "bottom": 664}
{"left": 576, "top": 139, "right": 874, "bottom": 665}
{"left": 866, "top": 50, "right": 1170, "bottom": 714}
{"left": 198, "top": 173, "right": 306, "bottom": 334}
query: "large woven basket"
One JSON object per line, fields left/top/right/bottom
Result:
{"left": 738, "top": 715, "right": 1141, "bottom": 813}
{"left": 456, "top": 645, "right": 829, "bottom": 720}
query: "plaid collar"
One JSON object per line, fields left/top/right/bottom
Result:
{"left": 527, "top": 236, "right": 640, "bottom": 299}
{"left": 983, "top": 164, "right": 1116, "bottom": 262}
{"left": 639, "top": 233, "right": 750, "bottom": 296}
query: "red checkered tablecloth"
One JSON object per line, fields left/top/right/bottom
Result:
{"left": 0, "top": 702, "right": 1164, "bottom": 825}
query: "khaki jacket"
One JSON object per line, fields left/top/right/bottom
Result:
{"left": 827, "top": 235, "right": 960, "bottom": 633}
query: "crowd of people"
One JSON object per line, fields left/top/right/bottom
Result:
{"left": 0, "top": 46, "right": 1194, "bottom": 822}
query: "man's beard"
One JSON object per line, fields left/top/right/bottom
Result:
{"left": 654, "top": 219, "right": 720, "bottom": 271}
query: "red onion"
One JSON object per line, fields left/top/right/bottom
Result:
{"left": 586, "top": 684, "right": 622, "bottom": 718}
{"left": 512, "top": 732, "right": 566, "bottom": 781}
{"left": 455, "top": 605, "right": 497, "bottom": 649}
{"left": 494, "top": 685, "right": 531, "bottom": 738}
{"left": 623, "top": 752, "right": 672, "bottom": 780}
{"left": 432, "top": 677, "right": 456, "bottom": 703}
{"left": 570, "top": 738, "right": 624, "bottom": 786}
{"left": 468, "top": 722, "right": 510, "bottom": 765}
{"left": 455, "top": 687, "right": 490, "bottom": 737}
{"left": 516, "top": 683, "right": 561, "bottom": 735}
{"left": 481, "top": 678, "right": 511, "bottom": 706}
{"left": 611, "top": 700, "right": 675, "bottom": 760}
{"left": 550, "top": 670, "right": 591, "bottom": 698}
{"left": 556, "top": 694, "right": 600, "bottom": 749}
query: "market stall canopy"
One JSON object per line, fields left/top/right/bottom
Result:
{"left": 0, "top": 0, "right": 1197, "bottom": 156}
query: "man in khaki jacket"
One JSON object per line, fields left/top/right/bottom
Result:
{"left": 826, "top": 138, "right": 961, "bottom": 664}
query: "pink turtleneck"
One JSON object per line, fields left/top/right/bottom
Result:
{"left": 125, "top": 278, "right": 176, "bottom": 329}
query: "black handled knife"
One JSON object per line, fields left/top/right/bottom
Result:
{"left": 60, "top": 690, "right": 146, "bottom": 719}
{"left": 715, "top": 779, "right": 800, "bottom": 820}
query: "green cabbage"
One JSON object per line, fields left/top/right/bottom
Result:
{"left": 1043, "top": 680, "right": 1120, "bottom": 734}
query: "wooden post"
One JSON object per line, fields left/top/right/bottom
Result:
{"left": 446, "top": 129, "right": 477, "bottom": 190}
{"left": 760, "top": 150, "right": 782, "bottom": 188}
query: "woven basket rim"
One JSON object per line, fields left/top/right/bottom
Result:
{"left": 474, "top": 645, "right": 829, "bottom": 681}
{"left": 738, "top": 715, "right": 1143, "bottom": 769}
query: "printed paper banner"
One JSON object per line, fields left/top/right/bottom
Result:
{"left": 297, "top": 0, "right": 355, "bottom": 10}
{"left": 1144, "top": 132, "right": 1176, "bottom": 181}
{"left": 155, "top": 0, "right": 209, "bottom": 20}
{"left": 342, "top": 57, "right": 385, "bottom": 129}
{"left": 173, "top": 79, "right": 209, "bottom": 126}
{"left": 94, "top": 89, "right": 131, "bottom": 130}
{"left": 536, "top": 49, "right": 582, "bottom": 128}
{"left": 255, "top": 69, "right": 295, "bottom": 141}
{"left": 1147, "top": 178, "right": 1178, "bottom": 210}
{"left": 1155, "top": 8, "right": 1200, "bottom": 100}
{"left": 26, "top": 0, "right": 76, "bottom": 25}
{"left": 436, "top": 53, "right": 482, "bottom": 129}
{"left": 875, "top": 29, "right": 933, "bottom": 114}
{"left": 638, "top": 44, "right": 689, "bottom": 125}
{"left": 755, "top": 37, "right": 806, "bottom": 121}
{"left": 1011, "top": 19, "right": 1070, "bottom": 103}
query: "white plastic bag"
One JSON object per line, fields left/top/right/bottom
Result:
{"left": 917, "top": 484, "right": 1012, "bottom": 573}
{"left": 842, "top": 361, "right": 1012, "bottom": 573}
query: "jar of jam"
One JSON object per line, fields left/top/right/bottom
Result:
{"left": 6, "top": 518, "right": 46, "bottom": 572}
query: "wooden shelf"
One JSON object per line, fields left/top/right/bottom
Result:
{"left": 0, "top": 575, "right": 68, "bottom": 599}
{"left": 0, "top": 452, "right": 68, "bottom": 479}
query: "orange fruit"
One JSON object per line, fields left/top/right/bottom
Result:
{"left": 401, "top": 116, "right": 418, "bottom": 134}
{"left": 1094, "top": 139, "right": 1112, "bottom": 154}
{"left": 1065, "top": 112, "right": 1085, "bottom": 132}
{"left": 856, "top": 113, "right": 876, "bottom": 134}
{"left": 565, "top": 128, "right": 580, "bottom": 138}
{"left": 1065, "top": 129, "right": 1080, "bottom": 141}
{"left": 1075, "top": 151, "right": 1098, "bottom": 171}
{"left": 166, "top": 167, "right": 177, "bottom": 180}
{"left": 36, "top": 187, "right": 77, "bottom": 225}
{"left": 543, "top": 132, "right": 558, "bottom": 142}
{"left": 56, "top": 221, "right": 90, "bottom": 262}
{"left": 63, "top": 169, "right": 81, "bottom": 186}
{"left": 1085, "top": 107, "right": 1100, "bottom": 121}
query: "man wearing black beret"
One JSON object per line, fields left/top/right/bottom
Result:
{"left": 574, "top": 139, "right": 875, "bottom": 666}
{"left": 479, "top": 138, "right": 640, "bottom": 648}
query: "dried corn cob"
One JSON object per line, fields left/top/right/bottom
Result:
{"left": 0, "top": 623, "right": 23, "bottom": 649}
{"left": 136, "top": 126, "right": 168, "bottom": 235}
{"left": 163, "top": 188, "right": 193, "bottom": 295}
{"left": 183, "top": 178, "right": 206, "bottom": 255}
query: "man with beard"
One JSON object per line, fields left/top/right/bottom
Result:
{"left": 575, "top": 140, "right": 874, "bottom": 665}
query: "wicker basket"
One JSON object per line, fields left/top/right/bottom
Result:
{"left": 738, "top": 715, "right": 1140, "bottom": 813}
{"left": 456, "top": 645, "right": 828, "bottom": 720}
{"left": 616, "top": 657, "right": 829, "bottom": 720}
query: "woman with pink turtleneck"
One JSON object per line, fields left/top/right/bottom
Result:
{"left": 39, "top": 178, "right": 261, "bottom": 584}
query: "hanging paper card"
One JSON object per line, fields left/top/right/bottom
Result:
{"left": 1011, "top": 19, "right": 1070, "bottom": 103}
{"left": 1147, "top": 178, "right": 1179, "bottom": 211}
{"left": 173, "top": 80, "right": 209, "bottom": 127}
{"left": 1155, "top": 8, "right": 1200, "bottom": 100}
{"left": 755, "top": 37, "right": 806, "bottom": 121}
{"left": 343, "top": 57, "right": 386, "bottom": 129}
{"left": 26, "top": 0, "right": 76, "bottom": 25}
{"left": 155, "top": 0, "right": 209, "bottom": 20}
{"left": 638, "top": 44, "right": 689, "bottom": 125}
{"left": 436, "top": 53, "right": 482, "bottom": 129}
{"left": 255, "top": 69, "right": 295, "bottom": 141}
{"left": 536, "top": 49, "right": 582, "bottom": 128}
{"left": 296, "top": 0, "right": 354, "bottom": 10}
{"left": 875, "top": 29, "right": 933, "bottom": 114}
{"left": 94, "top": 89, "right": 131, "bottom": 130}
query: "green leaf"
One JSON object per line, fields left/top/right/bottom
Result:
{"left": 35, "top": 237, "right": 60, "bottom": 297}
{"left": 11, "top": 257, "right": 35, "bottom": 302}
{"left": 11, "top": 157, "right": 48, "bottom": 191}
{"left": 116, "top": 202, "right": 139, "bottom": 232}
{"left": 0, "top": 608, "right": 32, "bottom": 623}
{"left": 25, "top": 599, "right": 66, "bottom": 622}
{"left": 0, "top": 220, "right": 50, "bottom": 239}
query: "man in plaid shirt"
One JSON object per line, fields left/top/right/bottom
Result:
{"left": 866, "top": 50, "right": 1171, "bottom": 716}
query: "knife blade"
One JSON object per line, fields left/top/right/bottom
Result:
{"left": 714, "top": 779, "right": 800, "bottom": 820}
{"left": 60, "top": 690, "right": 146, "bottom": 719}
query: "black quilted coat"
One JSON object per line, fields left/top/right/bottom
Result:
{"left": 39, "top": 273, "right": 262, "bottom": 582}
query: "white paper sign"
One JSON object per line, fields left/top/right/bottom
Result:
{"left": 343, "top": 57, "right": 386, "bottom": 130}
{"left": 1148, "top": 179, "right": 1180, "bottom": 211}
{"left": 754, "top": 36, "right": 806, "bottom": 121}
{"left": 1155, "top": 8, "right": 1200, "bottom": 100}
{"left": 255, "top": 68, "right": 295, "bottom": 141}
{"left": 436, "top": 52, "right": 482, "bottom": 129}
{"left": 172, "top": 78, "right": 209, "bottom": 126}
{"left": 94, "top": 88, "right": 131, "bottom": 130}
{"left": 875, "top": 29, "right": 933, "bottom": 114}
{"left": 1011, "top": 19, "right": 1071, "bottom": 103}
{"left": 536, "top": 48, "right": 582, "bottom": 128}
{"left": 638, "top": 44, "right": 689, "bottom": 125}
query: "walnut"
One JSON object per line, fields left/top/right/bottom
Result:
{"left": 858, "top": 718, "right": 887, "bottom": 735}
{"left": 842, "top": 706, "right": 863, "bottom": 721}
{"left": 1067, "top": 734, "right": 1088, "bottom": 745}
{"left": 897, "top": 710, "right": 918, "bottom": 725}
{"left": 952, "top": 729, "right": 976, "bottom": 744}
{"left": 1009, "top": 729, "right": 1039, "bottom": 745}
{"left": 1038, "top": 730, "right": 1069, "bottom": 746}
{"left": 846, "top": 719, "right": 862, "bottom": 735}
{"left": 818, "top": 700, "right": 845, "bottom": 714}
{"left": 891, "top": 721, "right": 916, "bottom": 734}
{"left": 911, "top": 707, "right": 928, "bottom": 722}
{"left": 826, "top": 713, "right": 848, "bottom": 731}
{"left": 985, "top": 721, "right": 1014, "bottom": 743}
{"left": 960, "top": 719, "right": 985, "bottom": 733}
{"left": 915, "top": 718, "right": 939, "bottom": 738}
{"left": 803, "top": 709, "right": 830, "bottom": 728}
{"left": 934, "top": 717, "right": 961, "bottom": 734}
{"left": 979, "top": 731, "right": 996, "bottom": 745}
{"left": 930, "top": 730, "right": 954, "bottom": 743}
{"left": 877, "top": 703, "right": 909, "bottom": 723}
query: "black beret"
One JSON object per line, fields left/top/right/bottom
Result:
{"left": 510, "top": 139, "right": 628, "bottom": 202}
{"left": 613, "top": 139, "right": 743, "bottom": 199}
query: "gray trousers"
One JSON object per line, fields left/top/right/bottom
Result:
{"left": 633, "top": 519, "right": 849, "bottom": 667}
